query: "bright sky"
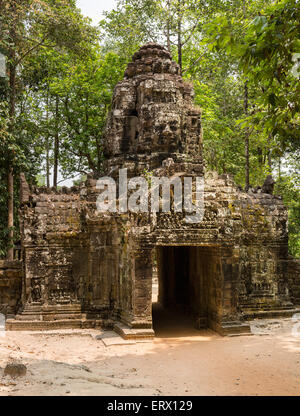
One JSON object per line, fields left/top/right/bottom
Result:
{"left": 76, "top": 0, "right": 117, "bottom": 25}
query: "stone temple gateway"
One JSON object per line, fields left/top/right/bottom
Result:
{"left": 2, "top": 43, "right": 299, "bottom": 337}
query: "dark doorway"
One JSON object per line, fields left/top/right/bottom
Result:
{"left": 152, "top": 246, "right": 221, "bottom": 336}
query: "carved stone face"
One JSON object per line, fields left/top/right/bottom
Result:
{"left": 152, "top": 113, "right": 181, "bottom": 152}
{"left": 138, "top": 79, "right": 180, "bottom": 106}
{"left": 103, "top": 44, "right": 203, "bottom": 163}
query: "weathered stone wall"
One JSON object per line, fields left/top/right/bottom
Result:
{"left": 0, "top": 260, "right": 22, "bottom": 317}
{"left": 114, "top": 168, "right": 292, "bottom": 333}
{"left": 287, "top": 259, "right": 300, "bottom": 306}
{"left": 17, "top": 186, "right": 88, "bottom": 323}
{"left": 16, "top": 182, "right": 139, "bottom": 327}
{"left": 14, "top": 167, "right": 294, "bottom": 332}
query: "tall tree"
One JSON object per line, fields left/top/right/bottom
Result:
{"left": 50, "top": 49, "right": 126, "bottom": 178}
{"left": 0, "top": 0, "right": 97, "bottom": 258}
{"left": 206, "top": 0, "right": 300, "bottom": 154}
{"left": 100, "top": 0, "right": 222, "bottom": 72}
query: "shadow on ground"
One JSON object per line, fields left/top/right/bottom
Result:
{"left": 152, "top": 302, "right": 212, "bottom": 339}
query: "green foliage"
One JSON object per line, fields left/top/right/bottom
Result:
{"left": 241, "top": 0, "right": 300, "bottom": 149}
{"left": 73, "top": 174, "right": 86, "bottom": 186}
{"left": 0, "top": 0, "right": 299, "bottom": 258}
{"left": 206, "top": 0, "right": 300, "bottom": 150}
{"left": 51, "top": 49, "right": 126, "bottom": 176}
{"left": 22, "top": 45, "right": 126, "bottom": 179}
{"left": 0, "top": 104, "right": 26, "bottom": 170}
{"left": 0, "top": 0, "right": 100, "bottom": 257}
{"left": 100, "top": 0, "right": 160, "bottom": 58}
{"left": 0, "top": 103, "right": 25, "bottom": 257}
{"left": 190, "top": 59, "right": 246, "bottom": 181}
{"left": 275, "top": 171, "right": 300, "bottom": 258}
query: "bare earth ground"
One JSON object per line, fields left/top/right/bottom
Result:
{"left": 0, "top": 314, "right": 300, "bottom": 396}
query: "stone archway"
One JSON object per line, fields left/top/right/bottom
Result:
{"left": 153, "top": 245, "right": 223, "bottom": 335}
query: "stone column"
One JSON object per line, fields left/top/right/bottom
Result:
{"left": 217, "top": 248, "right": 251, "bottom": 335}
{"left": 130, "top": 246, "right": 153, "bottom": 329}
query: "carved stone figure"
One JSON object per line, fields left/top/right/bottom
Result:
{"left": 262, "top": 175, "right": 275, "bottom": 195}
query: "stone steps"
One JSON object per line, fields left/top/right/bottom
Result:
{"left": 14, "top": 303, "right": 83, "bottom": 322}
{"left": 5, "top": 318, "right": 106, "bottom": 331}
{"left": 114, "top": 322, "right": 155, "bottom": 340}
{"left": 6, "top": 304, "right": 107, "bottom": 330}
{"left": 242, "top": 308, "right": 300, "bottom": 320}
{"left": 216, "top": 321, "right": 252, "bottom": 337}
{"left": 6, "top": 319, "right": 84, "bottom": 331}
{"left": 241, "top": 305, "right": 294, "bottom": 311}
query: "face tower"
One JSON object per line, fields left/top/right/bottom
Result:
{"left": 103, "top": 43, "right": 203, "bottom": 177}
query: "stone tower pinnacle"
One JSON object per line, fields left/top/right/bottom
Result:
{"left": 103, "top": 43, "right": 203, "bottom": 176}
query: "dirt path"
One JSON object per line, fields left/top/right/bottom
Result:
{"left": 0, "top": 318, "right": 299, "bottom": 396}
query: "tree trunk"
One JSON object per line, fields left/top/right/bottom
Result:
{"left": 96, "top": 139, "right": 102, "bottom": 174}
{"left": 245, "top": 135, "right": 250, "bottom": 191}
{"left": 46, "top": 141, "right": 50, "bottom": 187}
{"left": 166, "top": 0, "right": 171, "bottom": 52}
{"left": 7, "top": 54, "right": 16, "bottom": 260}
{"left": 46, "top": 138, "right": 50, "bottom": 188}
{"left": 242, "top": 1, "right": 250, "bottom": 191}
{"left": 267, "top": 133, "right": 272, "bottom": 171}
{"left": 46, "top": 92, "right": 50, "bottom": 187}
{"left": 53, "top": 95, "right": 59, "bottom": 188}
{"left": 267, "top": 151, "right": 272, "bottom": 171}
{"left": 7, "top": 168, "right": 14, "bottom": 261}
{"left": 243, "top": 0, "right": 246, "bottom": 17}
{"left": 244, "top": 82, "right": 250, "bottom": 191}
{"left": 257, "top": 147, "right": 263, "bottom": 165}
{"left": 177, "top": 14, "right": 182, "bottom": 74}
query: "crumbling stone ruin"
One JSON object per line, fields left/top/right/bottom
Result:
{"left": 1, "top": 43, "right": 299, "bottom": 337}
{"left": 0, "top": 260, "right": 22, "bottom": 317}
